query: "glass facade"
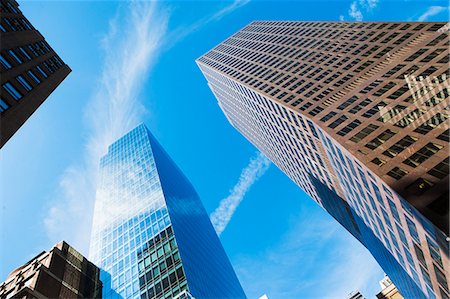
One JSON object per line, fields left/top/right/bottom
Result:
{"left": 90, "top": 124, "right": 246, "bottom": 299}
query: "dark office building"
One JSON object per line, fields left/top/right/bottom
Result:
{"left": 0, "top": 241, "right": 102, "bottom": 298}
{"left": 0, "top": 0, "right": 71, "bottom": 147}
{"left": 198, "top": 21, "right": 449, "bottom": 298}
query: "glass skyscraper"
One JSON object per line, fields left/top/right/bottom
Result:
{"left": 197, "top": 21, "right": 449, "bottom": 298}
{"left": 89, "top": 124, "right": 246, "bottom": 299}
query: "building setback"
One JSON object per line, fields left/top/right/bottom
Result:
{"left": 0, "top": 0, "right": 71, "bottom": 148}
{"left": 0, "top": 241, "right": 102, "bottom": 298}
{"left": 197, "top": 21, "right": 449, "bottom": 298}
{"left": 376, "top": 276, "right": 404, "bottom": 299}
{"left": 89, "top": 124, "right": 246, "bottom": 299}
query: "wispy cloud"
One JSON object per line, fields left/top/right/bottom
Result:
{"left": 418, "top": 6, "right": 449, "bottom": 21}
{"left": 347, "top": 0, "right": 379, "bottom": 21}
{"left": 210, "top": 151, "right": 270, "bottom": 236}
{"left": 234, "top": 209, "right": 384, "bottom": 298}
{"left": 43, "top": 1, "right": 169, "bottom": 255}
{"left": 166, "top": 0, "right": 250, "bottom": 48}
{"left": 349, "top": 1, "right": 364, "bottom": 21}
{"left": 43, "top": 0, "right": 251, "bottom": 256}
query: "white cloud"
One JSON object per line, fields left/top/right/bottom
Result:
{"left": 418, "top": 6, "right": 448, "bottom": 22}
{"left": 234, "top": 210, "right": 384, "bottom": 298}
{"left": 43, "top": 1, "right": 169, "bottom": 255}
{"left": 210, "top": 151, "right": 270, "bottom": 236}
{"left": 166, "top": 0, "right": 250, "bottom": 48}
{"left": 349, "top": 1, "right": 363, "bottom": 21}
{"left": 359, "top": 0, "right": 378, "bottom": 10}
{"left": 347, "top": 0, "right": 379, "bottom": 21}
{"left": 43, "top": 0, "right": 251, "bottom": 256}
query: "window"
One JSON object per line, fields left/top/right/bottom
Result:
{"left": 378, "top": 105, "right": 406, "bottom": 123}
{"left": 420, "top": 48, "right": 445, "bottom": 63}
{"left": 418, "top": 66, "right": 438, "bottom": 78}
{"left": 2, "top": 82, "right": 22, "bottom": 100}
{"left": 8, "top": 49, "right": 22, "bottom": 64}
{"left": 395, "top": 108, "right": 424, "bottom": 128}
{"left": 0, "top": 54, "right": 12, "bottom": 69}
{"left": 406, "top": 178, "right": 433, "bottom": 195}
{"left": 371, "top": 157, "right": 386, "bottom": 166}
{"left": 349, "top": 98, "right": 372, "bottom": 114}
{"left": 365, "top": 129, "right": 397, "bottom": 150}
{"left": 427, "top": 33, "right": 447, "bottom": 46}
{"left": 27, "top": 70, "right": 41, "bottom": 84}
{"left": 403, "top": 143, "right": 443, "bottom": 168}
{"left": 427, "top": 158, "right": 449, "bottom": 179}
{"left": 383, "top": 135, "right": 417, "bottom": 158}
{"left": 383, "top": 64, "right": 405, "bottom": 78}
{"left": 374, "top": 47, "right": 393, "bottom": 59}
{"left": 373, "top": 82, "right": 396, "bottom": 97}
{"left": 337, "top": 96, "right": 358, "bottom": 110}
{"left": 308, "top": 106, "right": 324, "bottom": 116}
{"left": 18, "top": 47, "right": 31, "bottom": 60}
{"left": 434, "top": 264, "right": 449, "bottom": 292}
{"left": 437, "top": 129, "right": 449, "bottom": 142}
{"left": 362, "top": 102, "right": 387, "bottom": 118}
{"left": 16, "top": 75, "right": 32, "bottom": 91}
{"left": 320, "top": 111, "right": 336, "bottom": 122}
{"left": 350, "top": 124, "right": 379, "bottom": 142}
{"left": 0, "top": 98, "right": 9, "bottom": 112}
{"left": 414, "top": 113, "right": 449, "bottom": 135}
{"left": 328, "top": 115, "right": 348, "bottom": 129}
{"left": 337, "top": 119, "right": 361, "bottom": 136}
{"left": 36, "top": 65, "right": 48, "bottom": 78}
{"left": 405, "top": 48, "right": 427, "bottom": 61}
{"left": 387, "top": 167, "right": 408, "bottom": 180}
{"left": 397, "top": 65, "right": 419, "bottom": 79}
{"left": 388, "top": 85, "right": 409, "bottom": 100}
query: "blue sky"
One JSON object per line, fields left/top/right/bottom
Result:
{"left": 1, "top": 0, "right": 449, "bottom": 298}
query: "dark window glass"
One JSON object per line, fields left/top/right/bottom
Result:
{"left": 403, "top": 143, "right": 443, "bottom": 168}
{"left": 16, "top": 75, "right": 32, "bottom": 91}
{"left": 8, "top": 49, "right": 22, "bottom": 64}
{"left": 2, "top": 82, "right": 22, "bottom": 100}
{"left": 320, "top": 111, "right": 336, "bottom": 122}
{"left": 395, "top": 108, "right": 424, "bottom": 128}
{"left": 0, "top": 98, "right": 9, "bottom": 112}
{"left": 350, "top": 124, "right": 379, "bottom": 143}
{"left": 383, "top": 135, "right": 417, "bottom": 158}
{"left": 365, "top": 129, "right": 397, "bottom": 150}
{"left": 427, "top": 158, "right": 449, "bottom": 179}
{"left": 0, "top": 54, "right": 12, "bottom": 69}
{"left": 328, "top": 115, "right": 348, "bottom": 129}
{"left": 337, "top": 119, "right": 361, "bottom": 136}
{"left": 414, "top": 113, "right": 449, "bottom": 135}
{"left": 387, "top": 167, "right": 408, "bottom": 180}
{"left": 337, "top": 96, "right": 358, "bottom": 110}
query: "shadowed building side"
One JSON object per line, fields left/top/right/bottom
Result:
{"left": 0, "top": 0, "right": 71, "bottom": 148}
{"left": 0, "top": 241, "right": 102, "bottom": 298}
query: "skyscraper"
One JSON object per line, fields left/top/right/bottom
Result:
{"left": 0, "top": 0, "right": 71, "bottom": 148}
{"left": 197, "top": 21, "right": 449, "bottom": 298}
{"left": 89, "top": 124, "right": 246, "bottom": 299}
{"left": 0, "top": 241, "right": 102, "bottom": 298}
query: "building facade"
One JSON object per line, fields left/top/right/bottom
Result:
{"left": 376, "top": 276, "right": 403, "bottom": 299}
{"left": 348, "top": 291, "right": 366, "bottom": 299}
{"left": 197, "top": 21, "right": 449, "bottom": 298}
{"left": 89, "top": 124, "right": 246, "bottom": 299}
{"left": 0, "top": 0, "right": 71, "bottom": 147}
{"left": 0, "top": 241, "right": 102, "bottom": 298}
